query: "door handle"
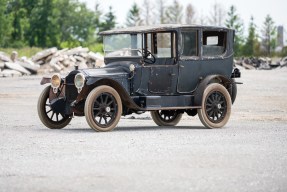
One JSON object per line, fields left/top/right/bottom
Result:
{"left": 180, "top": 65, "right": 184, "bottom": 68}
{"left": 170, "top": 73, "right": 176, "bottom": 76}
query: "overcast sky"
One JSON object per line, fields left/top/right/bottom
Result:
{"left": 80, "top": 0, "right": 287, "bottom": 41}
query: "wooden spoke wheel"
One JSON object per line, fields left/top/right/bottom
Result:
{"left": 85, "top": 86, "right": 122, "bottom": 132}
{"left": 38, "top": 86, "right": 71, "bottom": 129}
{"left": 198, "top": 83, "right": 231, "bottom": 128}
{"left": 151, "top": 110, "right": 182, "bottom": 126}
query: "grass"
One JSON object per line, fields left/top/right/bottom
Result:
{"left": 0, "top": 47, "right": 43, "bottom": 58}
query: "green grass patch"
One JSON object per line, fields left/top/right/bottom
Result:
{"left": 0, "top": 47, "right": 43, "bottom": 58}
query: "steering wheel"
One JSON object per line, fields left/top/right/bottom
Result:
{"left": 142, "top": 49, "right": 156, "bottom": 64}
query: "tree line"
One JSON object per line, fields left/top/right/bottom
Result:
{"left": 0, "top": 0, "right": 115, "bottom": 52}
{"left": 0, "top": 0, "right": 285, "bottom": 56}
{"left": 126, "top": 0, "right": 283, "bottom": 57}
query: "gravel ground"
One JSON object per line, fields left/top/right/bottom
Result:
{"left": 0, "top": 68, "right": 287, "bottom": 192}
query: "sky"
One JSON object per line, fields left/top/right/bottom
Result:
{"left": 80, "top": 0, "right": 287, "bottom": 43}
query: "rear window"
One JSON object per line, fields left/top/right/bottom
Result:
{"left": 181, "top": 31, "right": 198, "bottom": 57}
{"left": 202, "top": 31, "right": 226, "bottom": 56}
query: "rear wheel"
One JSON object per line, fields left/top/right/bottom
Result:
{"left": 198, "top": 83, "right": 231, "bottom": 128}
{"left": 37, "top": 86, "right": 71, "bottom": 129}
{"left": 151, "top": 110, "right": 182, "bottom": 126}
{"left": 85, "top": 85, "right": 122, "bottom": 132}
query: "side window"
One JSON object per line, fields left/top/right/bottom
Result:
{"left": 202, "top": 31, "right": 226, "bottom": 56}
{"left": 154, "top": 32, "right": 172, "bottom": 58}
{"left": 181, "top": 31, "right": 198, "bottom": 57}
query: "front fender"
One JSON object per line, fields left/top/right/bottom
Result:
{"left": 83, "top": 77, "right": 140, "bottom": 110}
{"left": 40, "top": 77, "right": 51, "bottom": 85}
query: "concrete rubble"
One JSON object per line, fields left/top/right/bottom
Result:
{"left": 234, "top": 57, "right": 287, "bottom": 70}
{"left": 0, "top": 47, "right": 104, "bottom": 77}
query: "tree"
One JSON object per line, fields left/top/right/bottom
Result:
{"left": 101, "top": 6, "right": 116, "bottom": 31}
{"left": 261, "top": 14, "right": 276, "bottom": 56}
{"left": 156, "top": 0, "right": 167, "bottom": 24}
{"left": 185, "top": 3, "right": 196, "bottom": 24}
{"left": 141, "top": 0, "right": 155, "bottom": 25}
{"left": 208, "top": 3, "right": 225, "bottom": 26}
{"left": 126, "top": 3, "right": 142, "bottom": 27}
{"left": 97, "top": 6, "right": 116, "bottom": 43}
{"left": 225, "top": 5, "right": 244, "bottom": 56}
{"left": 242, "top": 16, "right": 257, "bottom": 56}
{"left": 0, "top": 0, "right": 12, "bottom": 47}
{"left": 27, "top": 0, "right": 60, "bottom": 47}
{"left": 165, "top": 0, "right": 183, "bottom": 24}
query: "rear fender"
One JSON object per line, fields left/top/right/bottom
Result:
{"left": 194, "top": 75, "right": 233, "bottom": 106}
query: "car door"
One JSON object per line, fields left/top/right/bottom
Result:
{"left": 146, "top": 32, "right": 178, "bottom": 94}
{"left": 177, "top": 29, "right": 202, "bottom": 93}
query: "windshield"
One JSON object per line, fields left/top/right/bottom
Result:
{"left": 103, "top": 34, "right": 142, "bottom": 57}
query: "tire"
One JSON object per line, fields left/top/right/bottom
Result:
{"left": 84, "top": 85, "right": 122, "bottom": 132}
{"left": 37, "top": 86, "right": 72, "bottom": 129}
{"left": 197, "top": 83, "right": 231, "bottom": 129}
{"left": 151, "top": 110, "right": 182, "bottom": 126}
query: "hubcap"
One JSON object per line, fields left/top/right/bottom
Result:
{"left": 105, "top": 106, "right": 111, "bottom": 113}
{"left": 217, "top": 104, "right": 222, "bottom": 109}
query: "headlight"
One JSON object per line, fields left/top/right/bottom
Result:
{"left": 51, "top": 73, "right": 61, "bottom": 93}
{"left": 74, "top": 73, "right": 85, "bottom": 93}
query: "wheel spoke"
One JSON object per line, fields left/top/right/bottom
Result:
{"left": 51, "top": 112, "right": 55, "bottom": 120}
{"left": 208, "top": 110, "right": 213, "bottom": 117}
{"left": 99, "top": 115, "right": 103, "bottom": 124}
{"left": 56, "top": 113, "right": 59, "bottom": 122}
{"left": 206, "top": 107, "right": 212, "bottom": 112}
{"left": 103, "top": 116, "right": 108, "bottom": 125}
{"left": 100, "top": 94, "right": 104, "bottom": 104}
{"left": 104, "top": 94, "right": 109, "bottom": 104}
{"left": 107, "top": 100, "right": 114, "bottom": 106}
{"left": 207, "top": 97, "right": 213, "bottom": 104}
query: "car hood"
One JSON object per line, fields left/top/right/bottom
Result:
{"left": 81, "top": 61, "right": 137, "bottom": 78}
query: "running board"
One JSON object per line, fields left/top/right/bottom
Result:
{"left": 131, "top": 95, "right": 201, "bottom": 111}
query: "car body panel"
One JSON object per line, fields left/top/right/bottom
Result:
{"left": 41, "top": 24, "right": 239, "bottom": 117}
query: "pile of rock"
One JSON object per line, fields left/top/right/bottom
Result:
{"left": 0, "top": 46, "right": 104, "bottom": 77}
{"left": 234, "top": 57, "right": 287, "bottom": 70}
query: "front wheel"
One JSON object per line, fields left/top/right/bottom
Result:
{"left": 37, "top": 86, "right": 72, "bottom": 129}
{"left": 151, "top": 110, "right": 182, "bottom": 126}
{"left": 198, "top": 83, "right": 231, "bottom": 129}
{"left": 84, "top": 85, "right": 122, "bottom": 132}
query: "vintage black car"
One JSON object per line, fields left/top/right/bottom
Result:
{"left": 38, "top": 24, "right": 241, "bottom": 131}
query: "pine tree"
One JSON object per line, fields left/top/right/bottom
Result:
{"left": 225, "top": 5, "right": 244, "bottom": 56}
{"left": 165, "top": 0, "right": 183, "bottom": 24}
{"left": 242, "top": 16, "right": 257, "bottom": 56}
{"left": 261, "top": 14, "right": 276, "bottom": 56}
{"left": 126, "top": 3, "right": 142, "bottom": 27}
{"left": 101, "top": 6, "right": 116, "bottom": 31}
